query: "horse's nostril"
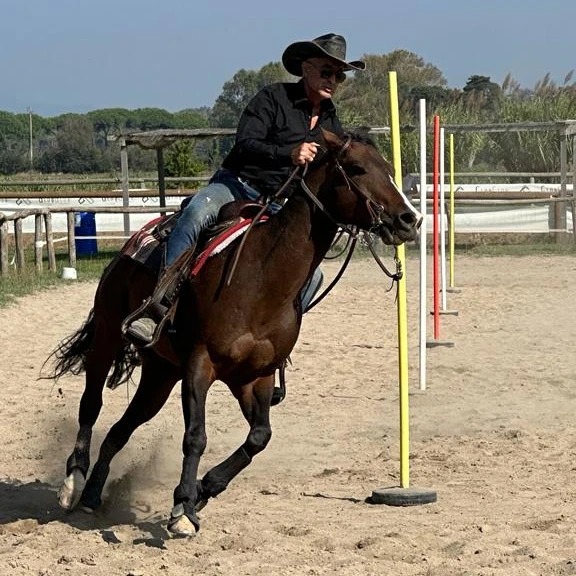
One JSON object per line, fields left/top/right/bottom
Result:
{"left": 399, "top": 211, "right": 421, "bottom": 229}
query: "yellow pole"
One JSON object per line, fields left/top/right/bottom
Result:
{"left": 449, "top": 134, "right": 455, "bottom": 288}
{"left": 388, "top": 71, "right": 409, "bottom": 489}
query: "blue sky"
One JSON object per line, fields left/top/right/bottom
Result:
{"left": 1, "top": 0, "right": 574, "bottom": 117}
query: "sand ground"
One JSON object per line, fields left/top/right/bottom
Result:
{"left": 0, "top": 254, "right": 575, "bottom": 576}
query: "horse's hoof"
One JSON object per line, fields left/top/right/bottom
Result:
{"left": 79, "top": 491, "right": 101, "bottom": 513}
{"left": 58, "top": 469, "right": 86, "bottom": 511}
{"left": 168, "top": 515, "right": 196, "bottom": 537}
{"left": 167, "top": 504, "right": 198, "bottom": 538}
{"left": 195, "top": 498, "right": 208, "bottom": 512}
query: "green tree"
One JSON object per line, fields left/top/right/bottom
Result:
{"left": 127, "top": 107, "right": 175, "bottom": 130}
{"left": 209, "top": 62, "right": 290, "bottom": 128}
{"left": 172, "top": 108, "right": 210, "bottom": 129}
{"left": 87, "top": 108, "right": 132, "bottom": 146}
{"left": 164, "top": 140, "right": 206, "bottom": 187}
{"left": 462, "top": 75, "right": 502, "bottom": 114}
{"left": 0, "top": 143, "right": 28, "bottom": 174}
{"left": 407, "top": 85, "right": 456, "bottom": 112}
{"left": 0, "top": 111, "right": 28, "bottom": 139}
{"left": 0, "top": 112, "right": 28, "bottom": 173}
{"left": 37, "top": 115, "right": 109, "bottom": 173}
{"left": 337, "top": 51, "right": 448, "bottom": 127}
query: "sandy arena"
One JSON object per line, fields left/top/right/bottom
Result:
{"left": 0, "top": 254, "right": 575, "bottom": 576}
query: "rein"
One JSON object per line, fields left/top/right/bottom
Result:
{"left": 299, "top": 137, "right": 403, "bottom": 287}
{"left": 224, "top": 166, "right": 302, "bottom": 286}
{"left": 225, "top": 135, "right": 402, "bottom": 299}
{"left": 304, "top": 231, "right": 357, "bottom": 312}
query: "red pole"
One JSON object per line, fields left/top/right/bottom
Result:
{"left": 432, "top": 115, "right": 440, "bottom": 339}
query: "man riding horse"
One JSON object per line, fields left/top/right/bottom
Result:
{"left": 45, "top": 34, "right": 421, "bottom": 533}
{"left": 124, "top": 33, "right": 366, "bottom": 349}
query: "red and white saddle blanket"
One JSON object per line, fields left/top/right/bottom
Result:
{"left": 122, "top": 214, "right": 267, "bottom": 276}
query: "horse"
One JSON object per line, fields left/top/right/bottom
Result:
{"left": 44, "top": 129, "right": 421, "bottom": 537}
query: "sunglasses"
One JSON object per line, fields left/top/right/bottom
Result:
{"left": 306, "top": 61, "right": 347, "bottom": 84}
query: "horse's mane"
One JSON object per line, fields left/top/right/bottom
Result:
{"left": 346, "top": 131, "right": 377, "bottom": 148}
{"left": 310, "top": 131, "right": 377, "bottom": 170}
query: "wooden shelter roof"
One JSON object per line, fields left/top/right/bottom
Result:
{"left": 120, "top": 128, "right": 237, "bottom": 149}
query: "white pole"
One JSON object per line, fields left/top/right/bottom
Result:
{"left": 439, "top": 127, "right": 448, "bottom": 311}
{"left": 418, "top": 99, "right": 427, "bottom": 391}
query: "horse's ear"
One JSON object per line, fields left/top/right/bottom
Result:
{"left": 319, "top": 128, "right": 345, "bottom": 151}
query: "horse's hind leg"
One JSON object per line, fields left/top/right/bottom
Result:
{"left": 79, "top": 356, "right": 180, "bottom": 512}
{"left": 169, "top": 375, "right": 274, "bottom": 536}
{"left": 59, "top": 325, "right": 121, "bottom": 510}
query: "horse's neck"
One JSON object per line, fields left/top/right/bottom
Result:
{"left": 272, "top": 177, "right": 338, "bottom": 271}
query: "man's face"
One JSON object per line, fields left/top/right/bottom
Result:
{"left": 302, "top": 57, "right": 347, "bottom": 100}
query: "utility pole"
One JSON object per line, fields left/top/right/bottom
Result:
{"left": 27, "top": 107, "right": 33, "bottom": 170}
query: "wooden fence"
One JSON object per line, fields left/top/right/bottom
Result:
{"left": 0, "top": 205, "right": 178, "bottom": 276}
{"left": 1, "top": 191, "right": 575, "bottom": 277}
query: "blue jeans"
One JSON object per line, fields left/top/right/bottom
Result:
{"left": 166, "top": 168, "right": 322, "bottom": 311}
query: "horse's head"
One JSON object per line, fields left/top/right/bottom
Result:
{"left": 316, "top": 129, "right": 422, "bottom": 245}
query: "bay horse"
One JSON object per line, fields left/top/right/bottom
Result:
{"left": 44, "top": 129, "right": 421, "bottom": 537}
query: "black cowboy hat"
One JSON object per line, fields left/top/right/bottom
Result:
{"left": 282, "top": 33, "right": 366, "bottom": 77}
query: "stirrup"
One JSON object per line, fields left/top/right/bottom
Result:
{"left": 121, "top": 297, "right": 173, "bottom": 349}
{"left": 121, "top": 250, "right": 194, "bottom": 348}
{"left": 271, "top": 360, "right": 289, "bottom": 406}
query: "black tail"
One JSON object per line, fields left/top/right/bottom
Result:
{"left": 43, "top": 309, "right": 97, "bottom": 380}
{"left": 42, "top": 308, "right": 140, "bottom": 389}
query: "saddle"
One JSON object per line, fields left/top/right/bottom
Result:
{"left": 121, "top": 199, "right": 270, "bottom": 344}
{"left": 123, "top": 200, "right": 266, "bottom": 274}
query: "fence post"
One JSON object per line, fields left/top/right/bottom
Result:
{"left": 555, "top": 135, "right": 568, "bottom": 243}
{"left": 34, "top": 213, "right": 43, "bottom": 272}
{"left": 43, "top": 212, "right": 56, "bottom": 271}
{"left": 14, "top": 218, "right": 25, "bottom": 272}
{"left": 120, "top": 138, "right": 130, "bottom": 237}
{"left": 67, "top": 211, "right": 77, "bottom": 268}
{"left": 0, "top": 217, "right": 8, "bottom": 276}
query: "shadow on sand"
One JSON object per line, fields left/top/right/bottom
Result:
{"left": 0, "top": 478, "right": 169, "bottom": 548}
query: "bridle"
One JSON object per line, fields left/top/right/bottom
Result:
{"left": 225, "top": 135, "right": 402, "bottom": 291}
{"left": 297, "top": 135, "right": 403, "bottom": 309}
{"left": 299, "top": 135, "right": 398, "bottom": 240}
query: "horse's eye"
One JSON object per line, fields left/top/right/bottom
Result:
{"left": 346, "top": 165, "right": 366, "bottom": 177}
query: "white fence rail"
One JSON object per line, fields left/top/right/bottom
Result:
{"left": 1, "top": 183, "right": 574, "bottom": 235}
{"left": 1, "top": 183, "right": 574, "bottom": 276}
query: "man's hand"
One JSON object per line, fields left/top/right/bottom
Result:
{"left": 291, "top": 142, "right": 319, "bottom": 166}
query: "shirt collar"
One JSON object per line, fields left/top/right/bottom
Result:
{"left": 292, "top": 80, "right": 336, "bottom": 113}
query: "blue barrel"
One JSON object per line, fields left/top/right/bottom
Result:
{"left": 74, "top": 212, "right": 98, "bottom": 256}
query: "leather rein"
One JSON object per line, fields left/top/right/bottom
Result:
{"left": 298, "top": 136, "right": 403, "bottom": 308}
{"left": 225, "top": 135, "right": 403, "bottom": 302}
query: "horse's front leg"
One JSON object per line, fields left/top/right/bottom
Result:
{"left": 167, "top": 358, "right": 214, "bottom": 537}
{"left": 194, "top": 375, "right": 274, "bottom": 513}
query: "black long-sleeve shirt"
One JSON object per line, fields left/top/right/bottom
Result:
{"left": 221, "top": 80, "right": 344, "bottom": 196}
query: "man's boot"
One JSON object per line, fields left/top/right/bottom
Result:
{"left": 122, "top": 247, "right": 196, "bottom": 347}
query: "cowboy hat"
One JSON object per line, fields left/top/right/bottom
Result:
{"left": 282, "top": 33, "right": 366, "bottom": 77}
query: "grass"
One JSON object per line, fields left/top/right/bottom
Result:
{"left": 458, "top": 242, "right": 576, "bottom": 256}
{"left": 0, "top": 249, "right": 117, "bottom": 308}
